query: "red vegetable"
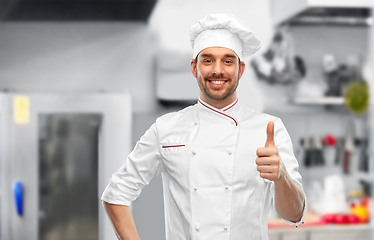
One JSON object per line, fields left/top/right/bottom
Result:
{"left": 322, "top": 214, "right": 336, "bottom": 224}
{"left": 347, "top": 214, "right": 360, "bottom": 224}
{"left": 335, "top": 214, "right": 348, "bottom": 224}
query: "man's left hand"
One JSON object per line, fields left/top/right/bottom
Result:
{"left": 256, "top": 121, "right": 287, "bottom": 182}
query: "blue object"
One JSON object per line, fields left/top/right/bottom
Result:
{"left": 13, "top": 181, "right": 23, "bottom": 216}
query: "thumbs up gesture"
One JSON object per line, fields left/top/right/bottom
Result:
{"left": 256, "top": 121, "right": 286, "bottom": 182}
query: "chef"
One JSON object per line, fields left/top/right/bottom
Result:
{"left": 102, "top": 13, "right": 307, "bottom": 240}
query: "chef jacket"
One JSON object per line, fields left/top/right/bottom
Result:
{"left": 101, "top": 98, "right": 307, "bottom": 240}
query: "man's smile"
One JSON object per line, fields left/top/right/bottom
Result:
{"left": 210, "top": 80, "right": 226, "bottom": 84}
{"left": 207, "top": 79, "right": 228, "bottom": 88}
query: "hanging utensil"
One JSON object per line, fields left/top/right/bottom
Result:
{"left": 335, "top": 138, "right": 343, "bottom": 166}
{"left": 343, "top": 121, "right": 355, "bottom": 174}
{"left": 314, "top": 136, "right": 325, "bottom": 166}
{"left": 303, "top": 137, "right": 312, "bottom": 167}
{"left": 358, "top": 139, "right": 369, "bottom": 172}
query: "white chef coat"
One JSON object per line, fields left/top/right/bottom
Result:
{"left": 101, "top": 98, "right": 307, "bottom": 240}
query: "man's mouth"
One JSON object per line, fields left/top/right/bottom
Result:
{"left": 207, "top": 78, "right": 228, "bottom": 87}
{"left": 210, "top": 80, "right": 226, "bottom": 85}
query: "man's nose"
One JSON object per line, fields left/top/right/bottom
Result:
{"left": 212, "top": 62, "right": 224, "bottom": 75}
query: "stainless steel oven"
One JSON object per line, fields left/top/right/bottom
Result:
{"left": 0, "top": 92, "right": 132, "bottom": 240}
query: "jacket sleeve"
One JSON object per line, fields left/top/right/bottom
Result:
{"left": 273, "top": 117, "right": 307, "bottom": 227}
{"left": 101, "top": 122, "right": 163, "bottom": 206}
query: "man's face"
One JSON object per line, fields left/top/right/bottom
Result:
{"left": 191, "top": 47, "right": 245, "bottom": 107}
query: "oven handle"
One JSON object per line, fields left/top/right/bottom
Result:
{"left": 13, "top": 181, "right": 24, "bottom": 216}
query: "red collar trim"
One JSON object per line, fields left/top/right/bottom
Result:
{"left": 222, "top": 99, "right": 238, "bottom": 112}
{"left": 198, "top": 100, "right": 238, "bottom": 126}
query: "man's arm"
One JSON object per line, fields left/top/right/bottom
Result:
{"left": 273, "top": 172, "right": 305, "bottom": 222}
{"left": 102, "top": 201, "right": 141, "bottom": 240}
{"left": 256, "top": 121, "right": 305, "bottom": 223}
{"left": 101, "top": 123, "right": 164, "bottom": 238}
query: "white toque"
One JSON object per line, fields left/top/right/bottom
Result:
{"left": 190, "top": 13, "right": 261, "bottom": 59}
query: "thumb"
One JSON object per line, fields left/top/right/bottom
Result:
{"left": 265, "top": 121, "right": 275, "bottom": 147}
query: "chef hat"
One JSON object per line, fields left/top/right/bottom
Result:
{"left": 190, "top": 13, "right": 261, "bottom": 59}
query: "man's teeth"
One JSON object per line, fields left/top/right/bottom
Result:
{"left": 210, "top": 80, "right": 225, "bottom": 84}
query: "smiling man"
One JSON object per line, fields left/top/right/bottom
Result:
{"left": 102, "top": 13, "right": 306, "bottom": 240}
{"left": 192, "top": 47, "right": 245, "bottom": 108}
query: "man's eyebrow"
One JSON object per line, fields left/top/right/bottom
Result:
{"left": 224, "top": 54, "right": 238, "bottom": 59}
{"left": 199, "top": 53, "right": 213, "bottom": 58}
{"left": 199, "top": 53, "right": 238, "bottom": 59}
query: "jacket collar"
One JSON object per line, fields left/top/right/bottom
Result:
{"left": 197, "top": 98, "right": 240, "bottom": 126}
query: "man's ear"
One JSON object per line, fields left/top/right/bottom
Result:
{"left": 191, "top": 59, "right": 197, "bottom": 78}
{"left": 238, "top": 61, "right": 246, "bottom": 79}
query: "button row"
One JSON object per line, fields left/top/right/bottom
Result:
{"left": 193, "top": 186, "right": 229, "bottom": 191}
{"left": 192, "top": 151, "right": 233, "bottom": 155}
{"left": 195, "top": 225, "right": 229, "bottom": 231}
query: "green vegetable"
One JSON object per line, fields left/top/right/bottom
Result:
{"left": 344, "top": 80, "right": 370, "bottom": 115}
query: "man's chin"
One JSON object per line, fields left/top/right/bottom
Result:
{"left": 205, "top": 93, "right": 228, "bottom": 102}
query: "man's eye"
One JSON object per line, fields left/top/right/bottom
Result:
{"left": 225, "top": 60, "right": 233, "bottom": 64}
{"left": 204, "top": 60, "right": 212, "bottom": 63}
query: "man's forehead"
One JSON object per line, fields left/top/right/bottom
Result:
{"left": 198, "top": 47, "right": 239, "bottom": 59}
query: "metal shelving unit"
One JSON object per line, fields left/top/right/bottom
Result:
{"left": 293, "top": 97, "right": 345, "bottom": 105}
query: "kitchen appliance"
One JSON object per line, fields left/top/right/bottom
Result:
{"left": 271, "top": 0, "right": 372, "bottom": 26}
{"left": 0, "top": 92, "right": 132, "bottom": 240}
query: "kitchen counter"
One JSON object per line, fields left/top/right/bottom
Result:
{"left": 269, "top": 224, "right": 371, "bottom": 240}
{"left": 268, "top": 210, "right": 371, "bottom": 240}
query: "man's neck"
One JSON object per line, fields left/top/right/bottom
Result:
{"left": 200, "top": 95, "right": 237, "bottom": 109}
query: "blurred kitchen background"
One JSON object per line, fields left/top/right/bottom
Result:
{"left": 0, "top": 0, "right": 374, "bottom": 239}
